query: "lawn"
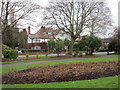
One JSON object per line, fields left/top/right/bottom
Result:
{"left": 2, "top": 57, "right": 118, "bottom": 74}
{"left": 2, "top": 55, "right": 118, "bottom": 65}
{"left": 2, "top": 58, "right": 56, "bottom": 64}
{"left": 2, "top": 55, "right": 70, "bottom": 64}
{"left": 2, "top": 56, "right": 119, "bottom": 88}
{"left": 2, "top": 75, "right": 119, "bottom": 88}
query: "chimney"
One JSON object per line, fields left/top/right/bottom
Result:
{"left": 28, "top": 26, "right": 31, "bottom": 34}
{"left": 41, "top": 26, "right": 45, "bottom": 29}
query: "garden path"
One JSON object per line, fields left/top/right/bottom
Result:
{"left": 2, "top": 55, "right": 118, "bottom": 67}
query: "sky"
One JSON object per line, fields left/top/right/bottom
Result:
{"left": 107, "top": 0, "right": 119, "bottom": 27}
{"left": 22, "top": 0, "right": 120, "bottom": 35}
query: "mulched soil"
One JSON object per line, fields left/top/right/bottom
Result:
{"left": 2, "top": 61, "right": 120, "bottom": 84}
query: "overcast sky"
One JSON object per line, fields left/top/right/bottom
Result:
{"left": 26, "top": 0, "right": 119, "bottom": 34}
{"left": 107, "top": 0, "right": 119, "bottom": 26}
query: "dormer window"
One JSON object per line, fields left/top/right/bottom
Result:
{"left": 44, "top": 32, "right": 52, "bottom": 35}
{"left": 47, "top": 32, "right": 52, "bottom": 35}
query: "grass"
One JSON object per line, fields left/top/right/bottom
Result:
{"left": 2, "top": 55, "right": 69, "bottom": 64}
{"left": 2, "top": 54, "right": 118, "bottom": 65}
{"left": 2, "top": 75, "right": 119, "bottom": 88}
{"left": 2, "top": 58, "right": 56, "bottom": 64}
{"left": 2, "top": 56, "right": 119, "bottom": 88}
{"left": 2, "top": 56, "right": 118, "bottom": 74}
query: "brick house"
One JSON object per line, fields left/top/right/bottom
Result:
{"left": 100, "top": 38, "right": 112, "bottom": 50}
{"left": 28, "top": 26, "right": 57, "bottom": 49}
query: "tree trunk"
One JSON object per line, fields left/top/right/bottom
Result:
{"left": 0, "top": 17, "right": 2, "bottom": 60}
{"left": 107, "top": 50, "right": 109, "bottom": 55}
{"left": 69, "top": 38, "right": 75, "bottom": 55}
{"left": 65, "top": 46, "right": 68, "bottom": 55}
{"left": 90, "top": 50, "right": 93, "bottom": 55}
{"left": 0, "top": 17, "right": 2, "bottom": 87}
{"left": 57, "top": 53, "right": 59, "bottom": 57}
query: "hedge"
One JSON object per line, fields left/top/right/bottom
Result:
{"left": 21, "top": 49, "right": 48, "bottom": 53}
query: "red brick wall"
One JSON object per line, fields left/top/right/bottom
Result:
{"left": 28, "top": 42, "right": 48, "bottom": 49}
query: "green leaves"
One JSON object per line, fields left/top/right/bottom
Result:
{"left": 74, "top": 36, "right": 101, "bottom": 54}
{"left": 64, "top": 38, "right": 70, "bottom": 46}
{"left": 48, "top": 40, "right": 55, "bottom": 51}
{"left": 3, "top": 49, "right": 18, "bottom": 59}
{"left": 48, "top": 39, "right": 65, "bottom": 56}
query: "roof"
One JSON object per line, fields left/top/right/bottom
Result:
{"left": 75, "top": 37, "right": 82, "bottom": 41}
{"left": 29, "top": 27, "right": 58, "bottom": 39}
{"left": 101, "top": 38, "right": 112, "bottom": 43}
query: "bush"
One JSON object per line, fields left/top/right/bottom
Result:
{"left": 21, "top": 49, "right": 48, "bottom": 53}
{"left": 77, "top": 51, "right": 82, "bottom": 57}
{"left": 36, "top": 53, "right": 39, "bottom": 58}
{"left": 72, "top": 53, "right": 78, "bottom": 57}
{"left": 3, "top": 49, "right": 18, "bottom": 59}
{"left": 48, "top": 39, "right": 65, "bottom": 56}
{"left": 45, "top": 53, "right": 48, "bottom": 57}
{"left": 26, "top": 54, "right": 29, "bottom": 59}
{"left": 2, "top": 44, "right": 10, "bottom": 51}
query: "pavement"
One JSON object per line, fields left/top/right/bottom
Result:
{"left": 2, "top": 52, "right": 115, "bottom": 58}
{"left": 18, "top": 52, "right": 115, "bottom": 57}
{"left": 2, "top": 55, "right": 118, "bottom": 68}
{"left": 18, "top": 53, "right": 65, "bottom": 57}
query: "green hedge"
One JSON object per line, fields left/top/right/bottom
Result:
{"left": 21, "top": 49, "right": 48, "bottom": 53}
{"left": 3, "top": 49, "right": 18, "bottom": 59}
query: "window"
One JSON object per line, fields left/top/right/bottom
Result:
{"left": 48, "top": 32, "right": 52, "bottom": 35}
{"left": 34, "top": 46, "right": 41, "bottom": 49}
{"left": 44, "top": 32, "right": 52, "bottom": 35}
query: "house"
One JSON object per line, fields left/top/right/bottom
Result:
{"left": 100, "top": 38, "right": 112, "bottom": 50}
{"left": 28, "top": 26, "right": 57, "bottom": 49}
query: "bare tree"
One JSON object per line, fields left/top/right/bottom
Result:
{"left": 42, "top": 1, "right": 103, "bottom": 54}
{"left": 1, "top": 0, "right": 41, "bottom": 29}
{"left": 86, "top": 2, "right": 112, "bottom": 37}
{"left": 1, "top": 0, "right": 41, "bottom": 48}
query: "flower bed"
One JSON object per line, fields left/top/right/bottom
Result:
{"left": 2, "top": 61, "right": 120, "bottom": 84}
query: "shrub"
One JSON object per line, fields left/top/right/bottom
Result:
{"left": 3, "top": 49, "right": 18, "bottom": 59}
{"left": 77, "top": 36, "right": 101, "bottom": 55}
{"left": 36, "top": 53, "right": 39, "bottom": 58}
{"left": 2, "top": 44, "right": 10, "bottom": 51}
{"left": 21, "top": 49, "right": 48, "bottom": 53}
{"left": 45, "top": 53, "right": 48, "bottom": 57}
{"left": 77, "top": 51, "right": 83, "bottom": 57}
{"left": 26, "top": 54, "right": 29, "bottom": 59}
{"left": 72, "top": 53, "right": 77, "bottom": 57}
